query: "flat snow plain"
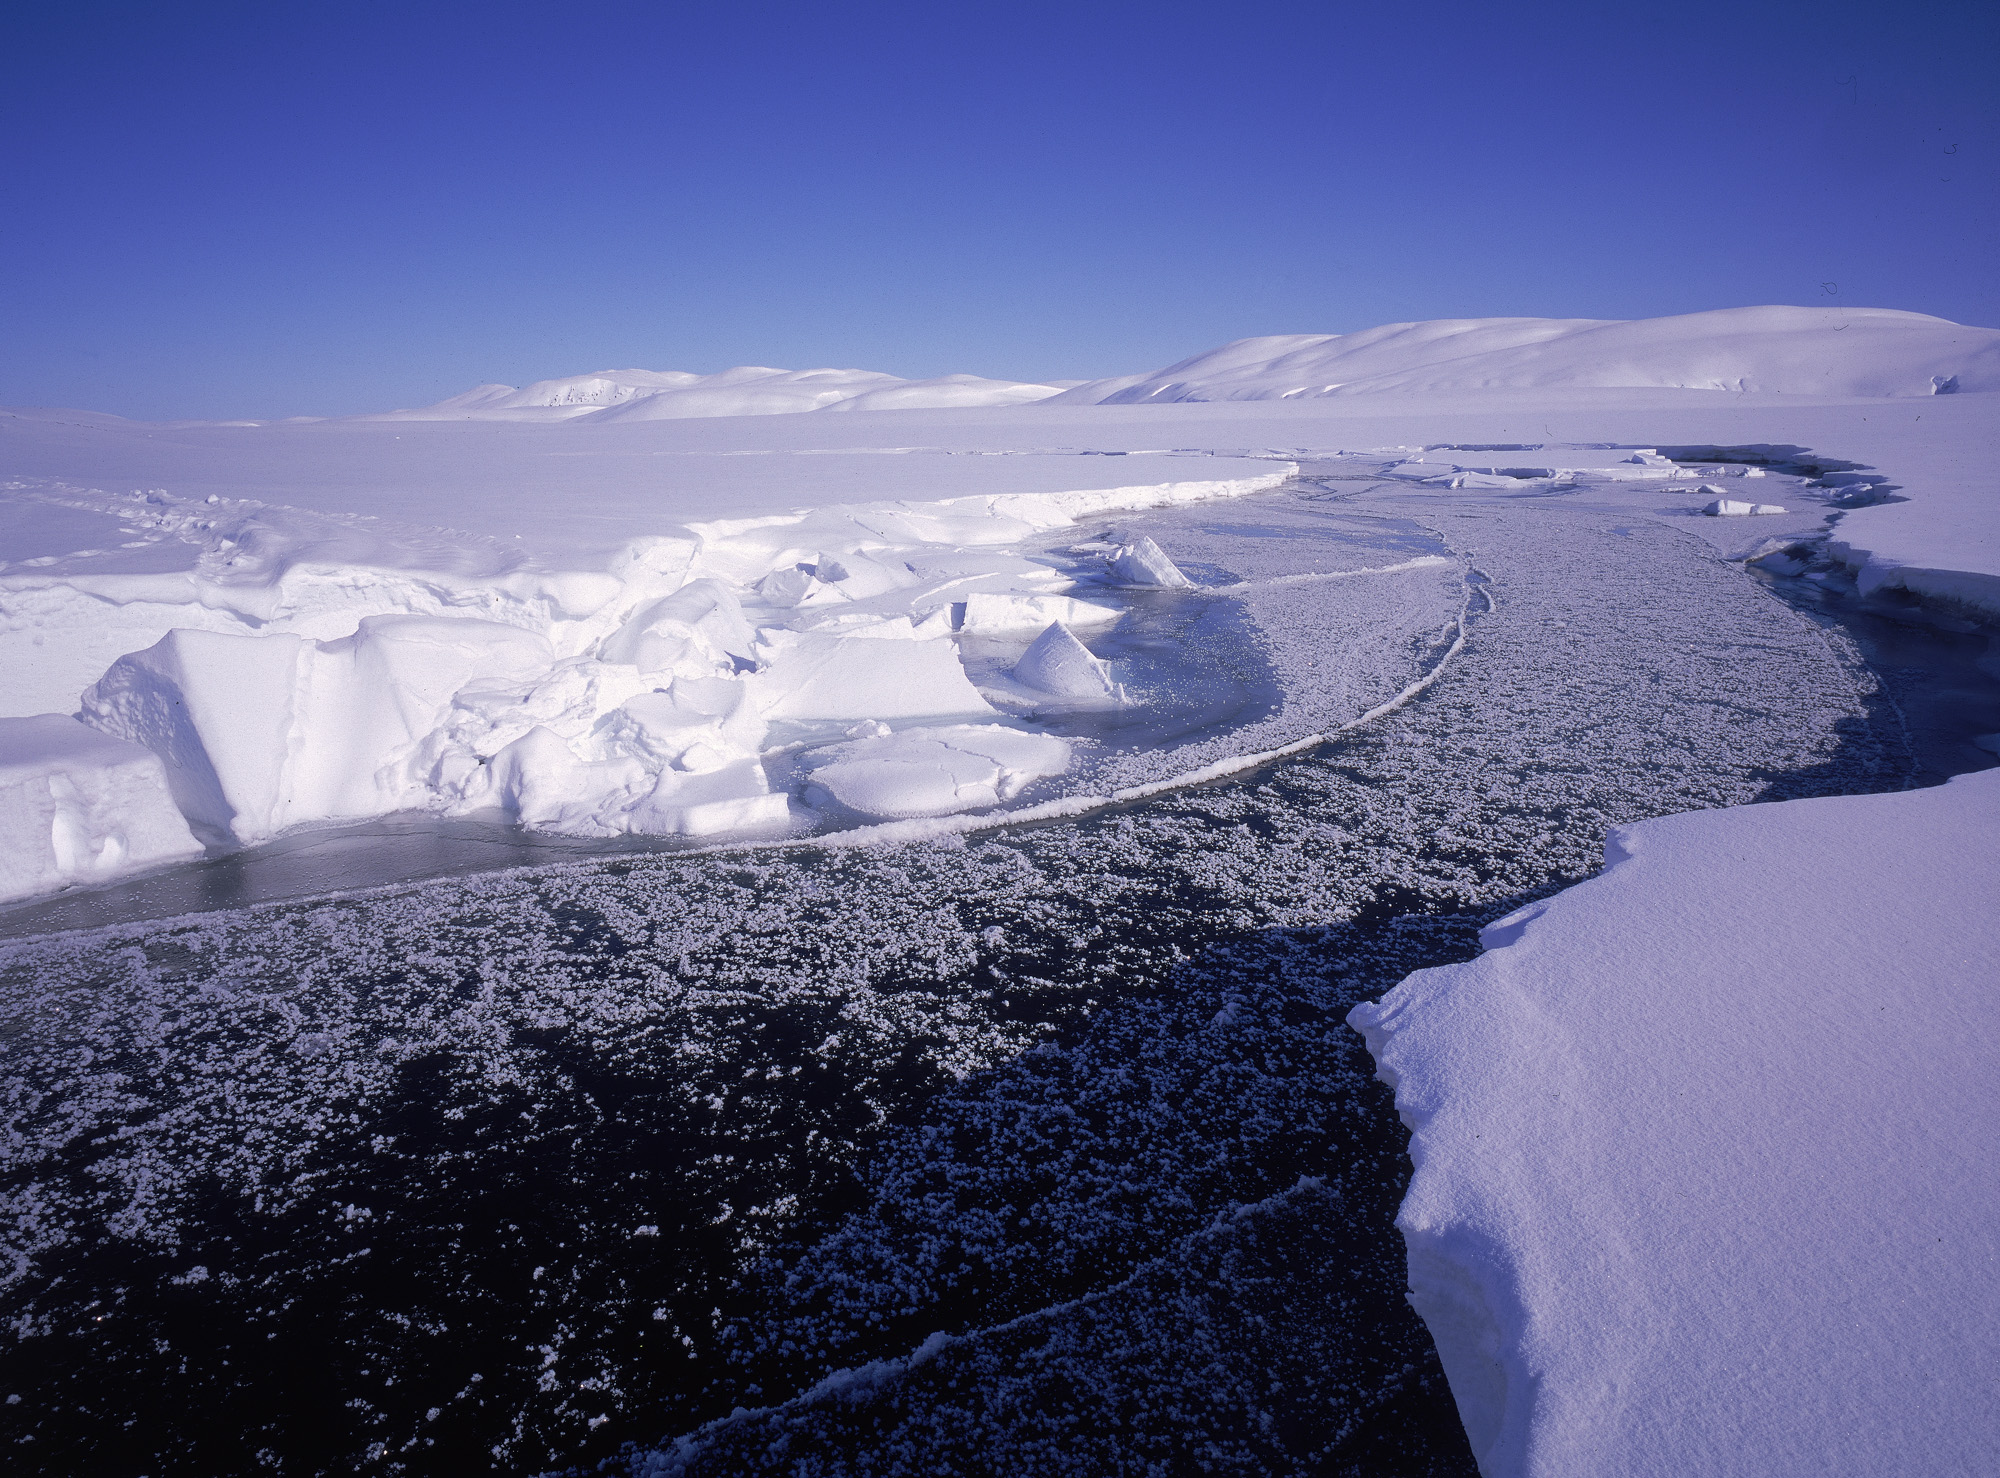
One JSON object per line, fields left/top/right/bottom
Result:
{"left": 1, "top": 311, "right": 1996, "bottom": 1476}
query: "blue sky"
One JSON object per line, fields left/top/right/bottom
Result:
{"left": 3, "top": 0, "right": 1995, "bottom": 419}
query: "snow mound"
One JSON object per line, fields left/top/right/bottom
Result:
{"left": 1053, "top": 307, "right": 2000, "bottom": 404}
{"left": 1348, "top": 768, "right": 2000, "bottom": 1477}
{"left": 373, "top": 366, "right": 1067, "bottom": 423}
{"left": 0, "top": 714, "right": 203, "bottom": 901}
{"left": 801, "top": 723, "right": 1071, "bottom": 819}
{"left": 1702, "top": 497, "right": 1787, "bottom": 516}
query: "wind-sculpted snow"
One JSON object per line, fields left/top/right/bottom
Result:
{"left": 1053, "top": 306, "right": 2000, "bottom": 404}
{"left": 0, "top": 467, "right": 1918, "bottom": 1475}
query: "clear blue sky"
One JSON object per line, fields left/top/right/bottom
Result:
{"left": 3, "top": 0, "right": 1995, "bottom": 419}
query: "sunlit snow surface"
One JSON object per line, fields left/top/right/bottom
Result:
{"left": 1351, "top": 767, "right": 2000, "bottom": 1478}
{"left": 1051, "top": 307, "right": 2000, "bottom": 403}
{"left": 0, "top": 452, "right": 1951, "bottom": 1475}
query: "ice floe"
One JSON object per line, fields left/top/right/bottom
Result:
{"left": 800, "top": 723, "right": 1071, "bottom": 820}
{"left": 1104, "top": 535, "right": 1194, "bottom": 588}
{"left": 959, "top": 591, "right": 1122, "bottom": 633}
{"left": 1010, "top": 621, "right": 1122, "bottom": 704}
{"left": 1701, "top": 496, "right": 1787, "bottom": 515}
{"left": 1382, "top": 446, "right": 1701, "bottom": 486}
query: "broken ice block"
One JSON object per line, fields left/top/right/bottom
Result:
{"left": 801, "top": 723, "right": 1070, "bottom": 819}
{"left": 1704, "top": 498, "right": 1787, "bottom": 517}
{"left": 1106, "top": 536, "right": 1193, "bottom": 588}
{"left": 0, "top": 714, "right": 203, "bottom": 900}
{"left": 1012, "top": 622, "right": 1119, "bottom": 702}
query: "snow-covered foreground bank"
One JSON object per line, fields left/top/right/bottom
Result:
{"left": 1350, "top": 770, "right": 2000, "bottom": 1477}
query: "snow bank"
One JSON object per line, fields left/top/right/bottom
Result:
{"left": 1348, "top": 769, "right": 2000, "bottom": 1477}
{"left": 0, "top": 449, "right": 1291, "bottom": 879}
{"left": 372, "top": 365, "right": 1066, "bottom": 422}
{"left": 1055, "top": 307, "right": 2000, "bottom": 404}
{"left": 0, "top": 714, "right": 202, "bottom": 901}
{"left": 1827, "top": 432, "right": 2000, "bottom": 616}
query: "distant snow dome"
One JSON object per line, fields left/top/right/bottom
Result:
{"left": 328, "top": 305, "right": 1996, "bottom": 426}
{"left": 371, "top": 365, "right": 1069, "bottom": 422}
{"left": 1051, "top": 306, "right": 2000, "bottom": 403}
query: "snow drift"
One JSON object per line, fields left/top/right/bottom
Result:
{"left": 1054, "top": 306, "right": 2000, "bottom": 404}
{"left": 1348, "top": 769, "right": 2000, "bottom": 1477}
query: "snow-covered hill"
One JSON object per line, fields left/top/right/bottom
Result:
{"left": 373, "top": 365, "right": 1068, "bottom": 422}
{"left": 1053, "top": 306, "right": 2000, "bottom": 404}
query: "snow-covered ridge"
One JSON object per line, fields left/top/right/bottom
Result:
{"left": 1348, "top": 770, "right": 2000, "bottom": 1477}
{"left": 1053, "top": 306, "right": 1999, "bottom": 404}
{"left": 370, "top": 365, "right": 1070, "bottom": 423}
